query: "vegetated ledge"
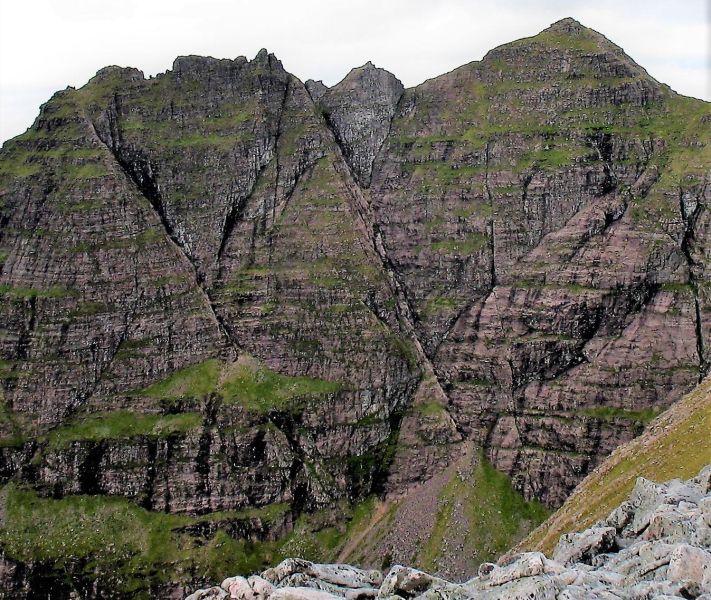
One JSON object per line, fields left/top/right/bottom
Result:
{"left": 130, "top": 356, "right": 343, "bottom": 413}
{"left": 0, "top": 355, "right": 345, "bottom": 449}
{"left": 45, "top": 411, "right": 202, "bottom": 449}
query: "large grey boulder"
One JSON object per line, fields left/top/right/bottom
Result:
{"left": 553, "top": 527, "right": 617, "bottom": 566}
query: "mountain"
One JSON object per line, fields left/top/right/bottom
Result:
{"left": 0, "top": 17, "right": 709, "bottom": 597}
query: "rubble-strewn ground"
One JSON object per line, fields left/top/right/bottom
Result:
{"left": 188, "top": 465, "right": 711, "bottom": 599}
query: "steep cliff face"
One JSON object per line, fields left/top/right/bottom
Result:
{"left": 0, "top": 47, "right": 419, "bottom": 503}
{"left": 0, "top": 17, "right": 709, "bottom": 597}
{"left": 311, "top": 63, "right": 404, "bottom": 187}
{"left": 369, "top": 17, "right": 710, "bottom": 505}
{"left": 517, "top": 373, "right": 711, "bottom": 557}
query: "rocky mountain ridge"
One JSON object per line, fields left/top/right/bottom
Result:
{"left": 0, "top": 16, "right": 710, "bottom": 597}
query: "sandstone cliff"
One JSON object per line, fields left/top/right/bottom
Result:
{"left": 0, "top": 17, "right": 709, "bottom": 597}
{"left": 516, "top": 368, "right": 711, "bottom": 557}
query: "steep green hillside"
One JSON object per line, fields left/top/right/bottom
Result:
{"left": 339, "top": 448, "right": 550, "bottom": 579}
{"left": 517, "top": 376, "right": 711, "bottom": 556}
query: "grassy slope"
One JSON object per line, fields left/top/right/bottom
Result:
{"left": 517, "top": 376, "right": 711, "bottom": 556}
{"left": 0, "top": 485, "right": 375, "bottom": 597}
{"left": 0, "top": 486, "right": 291, "bottom": 595}
{"left": 419, "top": 453, "right": 549, "bottom": 571}
{"left": 138, "top": 356, "right": 342, "bottom": 411}
{"left": 339, "top": 449, "right": 549, "bottom": 576}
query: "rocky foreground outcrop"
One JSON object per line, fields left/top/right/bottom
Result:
{"left": 187, "top": 466, "right": 711, "bottom": 599}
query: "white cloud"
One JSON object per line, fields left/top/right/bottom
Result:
{"left": 0, "top": 0, "right": 708, "bottom": 143}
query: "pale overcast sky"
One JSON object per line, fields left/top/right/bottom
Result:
{"left": 0, "top": 0, "right": 708, "bottom": 144}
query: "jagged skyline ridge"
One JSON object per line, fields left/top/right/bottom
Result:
{"left": 0, "top": 0, "right": 707, "bottom": 144}
{"left": 0, "top": 15, "right": 709, "bottom": 595}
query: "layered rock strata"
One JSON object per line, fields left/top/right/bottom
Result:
{"left": 0, "top": 16, "right": 710, "bottom": 595}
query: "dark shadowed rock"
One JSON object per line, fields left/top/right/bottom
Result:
{"left": 316, "top": 62, "right": 404, "bottom": 186}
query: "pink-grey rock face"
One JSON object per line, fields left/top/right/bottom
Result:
{"left": 369, "top": 18, "right": 710, "bottom": 505}
{"left": 0, "top": 49, "right": 419, "bottom": 517}
{"left": 0, "top": 16, "right": 710, "bottom": 597}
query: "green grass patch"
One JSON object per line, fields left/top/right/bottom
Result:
{"left": 46, "top": 411, "right": 202, "bottom": 448}
{"left": 0, "top": 285, "right": 78, "bottom": 299}
{"left": 403, "top": 161, "right": 486, "bottom": 187}
{"left": 0, "top": 433, "right": 26, "bottom": 448}
{"left": 326, "top": 302, "right": 366, "bottom": 315}
{"left": 58, "top": 201, "right": 104, "bottom": 213}
{"left": 0, "top": 161, "right": 42, "bottom": 178}
{"left": 431, "top": 232, "right": 487, "bottom": 254}
{"left": 220, "top": 360, "right": 341, "bottom": 413}
{"left": 0, "top": 477, "right": 384, "bottom": 597}
{"left": 279, "top": 122, "right": 308, "bottom": 156}
{"left": 204, "top": 105, "right": 254, "bottom": 130}
{"left": 421, "top": 295, "right": 460, "bottom": 315}
{"left": 134, "top": 358, "right": 341, "bottom": 414}
{"left": 414, "top": 402, "right": 447, "bottom": 416}
{"left": 0, "top": 360, "right": 17, "bottom": 378}
{"left": 61, "top": 162, "right": 108, "bottom": 179}
{"left": 139, "top": 359, "right": 221, "bottom": 400}
{"left": 219, "top": 266, "right": 271, "bottom": 297}
{"left": 0, "top": 486, "right": 293, "bottom": 597}
{"left": 453, "top": 204, "right": 489, "bottom": 218}
{"left": 420, "top": 452, "right": 550, "bottom": 571}
{"left": 277, "top": 496, "right": 379, "bottom": 566}
{"left": 531, "top": 30, "right": 602, "bottom": 53}
{"left": 459, "top": 376, "right": 495, "bottom": 388}
{"left": 579, "top": 406, "right": 661, "bottom": 424}
{"left": 517, "top": 144, "right": 586, "bottom": 172}
{"left": 0, "top": 402, "right": 27, "bottom": 448}
{"left": 388, "top": 335, "right": 419, "bottom": 371}
{"left": 69, "top": 301, "right": 111, "bottom": 317}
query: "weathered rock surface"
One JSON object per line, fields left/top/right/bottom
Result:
{"left": 315, "top": 62, "right": 404, "bottom": 187}
{"left": 0, "top": 15, "right": 710, "bottom": 597}
{"left": 0, "top": 49, "right": 418, "bottom": 515}
{"left": 188, "top": 466, "right": 711, "bottom": 599}
{"left": 369, "top": 17, "right": 710, "bottom": 506}
{"left": 513, "top": 374, "right": 711, "bottom": 558}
